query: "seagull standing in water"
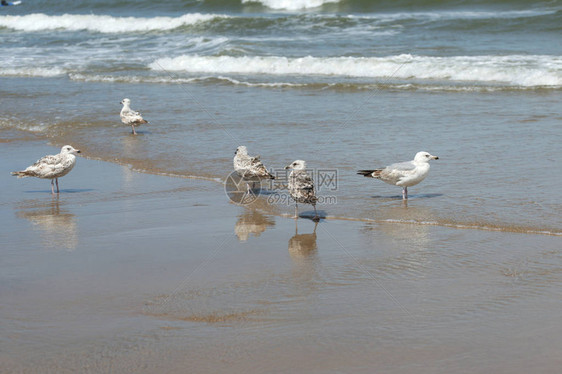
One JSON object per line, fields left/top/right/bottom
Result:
{"left": 358, "top": 151, "right": 439, "bottom": 200}
{"left": 233, "top": 146, "right": 275, "bottom": 190}
{"left": 120, "top": 98, "right": 148, "bottom": 135}
{"left": 285, "top": 160, "right": 319, "bottom": 221}
{"left": 11, "top": 145, "right": 81, "bottom": 194}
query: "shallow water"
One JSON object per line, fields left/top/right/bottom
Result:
{"left": 2, "top": 76, "right": 561, "bottom": 234}
{"left": 1, "top": 0, "right": 561, "bottom": 234}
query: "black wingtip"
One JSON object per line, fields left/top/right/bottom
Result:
{"left": 357, "top": 170, "right": 375, "bottom": 177}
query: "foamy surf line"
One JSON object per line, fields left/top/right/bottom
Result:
{"left": 0, "top": 13, "right": 230, "bottom": 33}
{"left": 150, "top": 54, "right": 562, "bottom": 87}
{"left": 242, "top": 0, "right": 340, "bottom": 10}
{"left": 0, "top": 67, "right": 66, "bottom": 77}
{"left": 304, "top": 216, "right": 562, "bottom": 237}
{"left": 68, "top": 73, "right": 558, "bottom": 92}
{"left": 69, "top": 73, "right": 308, "bottom": 88}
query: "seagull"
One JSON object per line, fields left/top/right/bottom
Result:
{"left": 11, "top": 145, "right": 81, "bottom": 194}
{"left": 285, "top": 160, "right": 319, "bottom": 221}
{"left": 233, "top": 146, "right": 275, "bottom": 190}
{"left": 120, "top": 98, "right": 148, "bottom": 135}
{"left": 358, "top": 151, "right": 439, "bottom": 200}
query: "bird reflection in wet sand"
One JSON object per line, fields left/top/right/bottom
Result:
{"left": 364, "top": 201, "right": 435, "bottom": 247}
{"left": 16, "top": 197, "right": 78, "bottom": 251}
{"left": 288, "top": 220, "right": 318, "bottom": 260}
{"left": 234, "top": 209, "right": 275, "bottom": 242}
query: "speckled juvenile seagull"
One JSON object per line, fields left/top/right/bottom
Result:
{"left": 358, "top": 151, "right": 439, "bottom": 200}
{"left": 120, "top": 98, "right": 148, "bottom": 135}
{"left": 233, "top": 146, "right": 275, "bottom": 188}
{"left": 285, "top": 160, "right": 319, "bottom": 221}
{"left": 11, "top": 145, "right": 81, "bottom": 194}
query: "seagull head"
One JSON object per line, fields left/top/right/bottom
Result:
{"left": 120, "top": 98, "right": 131, "bottom": 106}
{"left": 61, "top": 145, "right": 81, "bottom": 155}
{"left": 235, "top": 146, "right": 248, "bottom": 156}
{"left": 414, "top": 151, "right": 438, "bottom": 163}
{"left": 285, "top": 160, "right": 307, "bottom": 171}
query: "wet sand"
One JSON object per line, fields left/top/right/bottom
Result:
{"left": 1, "top": 141, "right": 561, "bottom": 374}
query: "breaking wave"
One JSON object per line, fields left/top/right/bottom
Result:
{"left": 150, "top": 54, "right": 562, "bottom": 87}
{"left": 0, "top": 13, "right": 229, "bottom": 33}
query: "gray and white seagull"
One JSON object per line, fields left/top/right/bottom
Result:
{"left": 358, "top": 151, "right": 439, "bottom": 200}
{"left": 120, "top": 98, "right": 148, "bottom": 135}
{"left": 11, "top": 145, "right": 81, "bottom": 194}
{"left": 233, "top": 146, "right": 275, "bottom": 188}
{"left": 285, "top": 160, "right": 319, "bottom": 221}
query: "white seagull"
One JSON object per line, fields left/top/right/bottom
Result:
{"left": 358, "top": 151, "right": 439, "bottom": 200}
{"left": 11, "top": 145, "right": 81, "bottom": 194}
{"left": 120, "top": 98, "right": 148, "bottom": 135}
{"left": 285, "top": 160, "right": 319, "bottom": 221}
{"left": 233, "top": 146, "right": 275, "bottom": 188}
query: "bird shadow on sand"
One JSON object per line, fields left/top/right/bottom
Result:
{"left": 297, "top": 210, "right": 327, "bottom": 222}
{"left": 24, "top": 188, "right": 95, "bottom": 194}
{"left": 370, "top": 193, "right": 443, "bottom": 200}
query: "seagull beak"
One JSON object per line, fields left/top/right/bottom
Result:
{"left": 76, "top": 150, "right": 81, "bottom": 154}
{"left": 284, "top": 165, "right": 291, "bottom": 170}
{"left": 433, "top": 155, "right": 439, "bottom": 160}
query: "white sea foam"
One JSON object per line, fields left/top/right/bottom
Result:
{"left": 0, "top": 117, "right": 52, "bottom": 133}
{"left": 150, "top": 54, "right": 562, "bottom": 87}
{"left": 359, "top": 9, "right": 558, "bottom": 22}
{"left": 242, "top": 0, "right": 341, "bottom": 10}
{"left": 0, "top": 13, "right": 228, "bottom": 33}
{"left": 0, "top": 67, "right": 66, "bottom": 77}
{"left": 69, "top": 73, "right": 306, "bottom": 88}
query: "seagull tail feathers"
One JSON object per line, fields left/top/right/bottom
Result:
{"left": 357, "top": 170, "right": 377, "bottom": 178}
{"left": 11, "top": 171, "right": 30, "bottom": 178}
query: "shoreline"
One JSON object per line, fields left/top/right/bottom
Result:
{"left": 4, "top": 137, "right": 561, "bottom": 237}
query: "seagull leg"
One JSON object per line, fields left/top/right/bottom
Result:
{"left": 402, "top": 187, "right": 408, "bottom": 200}
{"left": 312, "top": 205, "right": 320, "bottom": 222}
{"left": 55, "top": 178, "right": 60, "bottom": 194}
{"left": 51, "top": 179, "right": 55, "bottom": 195}
{"left": 131, "top": 124, "right": 137, "bottom": 135}
{"left": 294, "top": 203, "right": 299, "bottom": 219}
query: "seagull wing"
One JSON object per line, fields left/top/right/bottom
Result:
{"left": 121, "top": 109, "right": 146, "bottom": 124}
{"left": 377, "top": 161, "right": 417, "bottom": 185}
{"left": 289, "top": 172, "right": 317, "bottom": 203}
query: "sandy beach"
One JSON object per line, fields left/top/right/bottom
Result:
{"left": 1, "top": 140, "right": 561, "bottom": 373}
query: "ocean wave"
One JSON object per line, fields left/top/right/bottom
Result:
{"left": 0, "top": 67, "right": 66, "bottom": 77}
{"left": 69, "top": 73, "right": 557, "bottom": 92}
{"left": 0, "top": 13, "right": 229, "bottom": 33}
{"left": 356, "top": 9, "right": 559, "bottom": 22}
{"left": 150, "top": 54, "right": 562, "bottom": 87}
{"left": 242, "top": 0, "right": 341, "bottom": 10}
{"left": 69, "top": 73, "right": 309, "bottom": 87}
